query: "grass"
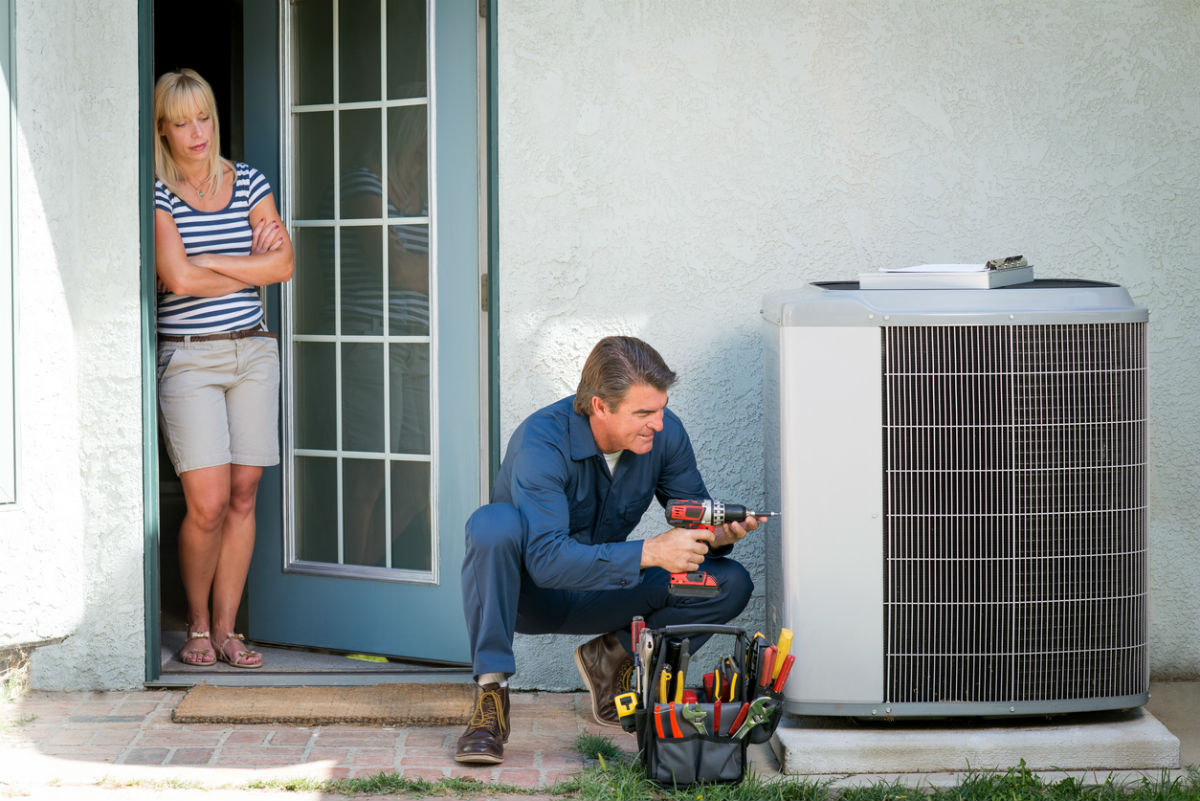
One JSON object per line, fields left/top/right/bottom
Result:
{"left": 93, "top": 737, "right": 1200, "bottom": 800}
{"left": 245, "top": 773, "right": 531, "bottom": 796}
{"left": 0, "top": 648, "right": 30, "bottom": 703}
{"left": 0, "top": 714, "right": 36, "bottom": 731}
{"left": 559, "top": 739, "right": 1200, "bottom": 801}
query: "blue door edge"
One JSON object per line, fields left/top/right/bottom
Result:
{"left": 139, "top": 0, "right": 161, "bottom": 684}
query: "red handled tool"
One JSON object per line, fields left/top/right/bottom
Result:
{"left": 664, "top": 499, "right": 779, "bottom": 598}
{"left": 727, "top": 701, "right": 750, "bottom": 735}
{"left": 667, "top": 703, "right": 683, "bottom": 738}
{"left": 756, "top": 646, "right": 777, "bottom": 697}
{"left": 772, "top": 654, "right": 795, "bottom": 694}
{"left": 630, "top": 616, "right": 645, "bottom": 701}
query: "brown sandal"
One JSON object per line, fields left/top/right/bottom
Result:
{"left": 179, "top": 630, "right": 215, "bottom": 666}
{"left": 216, "top": 632, "right": 262, "bottom": 669}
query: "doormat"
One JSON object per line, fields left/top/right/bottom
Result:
{"left": 173, "top": 683, "right": 476, "bottom": 726}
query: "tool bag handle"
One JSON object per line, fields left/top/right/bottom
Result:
{"left": 648, "top": 624, "right": 751, "bottom": 702}
{"left": 654, "top": 624, "right": 745, "bottom": 638}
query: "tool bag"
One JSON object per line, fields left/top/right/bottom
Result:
{"left": 627, "top": 623, "right": 784, "bottom": 788}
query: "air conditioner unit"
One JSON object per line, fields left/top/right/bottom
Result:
{"left": 762, "top": 277, "right": 1148, "bottom": 717}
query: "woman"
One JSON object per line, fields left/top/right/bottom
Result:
{"left": 153, "top": 69, "right": 294, "bottom": 668}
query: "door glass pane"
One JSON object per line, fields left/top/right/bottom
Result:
{"left": 387, "top": 223, "right": 428, "bottom": 335}
{"left": 342, "top": 342, "right": 384, "bottom": 453}
{"left": 340, "top": 108, "right": 383, "bottom": 218}
{"left": 294, "top": 111, "right": 333, "bottom": 220}
{"left": 340, "top": 0, "right": 381, "bottom": 103}
{"left": 341, "top": 225, "right": 384, "bottom": 335}
{"left": 294, "top": 0, "right": 333, "bottom": 105}
{"left": 387, "top": 0, "right": 426, "bottom": 99}
{"left": 390, "top": 343, "right": 429, "bottom": 454}
{"left": 343, "top": 458, "right": 386, "bottom": 567}
{"left": 292, "top": 227, "right": 335, "bottom": 335}
{"left": 295, "top": 341, "right": 336, "bottom": 451}
{"left": 390, "top": 460, "right": 431, "bottom": 571}
{"left": 295, "top": 456, "right": 338, "bottom": 562}
{"left": 387, "top": 105, "right": 427, "bottom": 217}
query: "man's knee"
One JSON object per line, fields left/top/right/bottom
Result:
{"left": 717, "top": 560, "right": 754, "bottom": 619}
{"left": 465, "top": 502, "right": 524, "bottom": 557}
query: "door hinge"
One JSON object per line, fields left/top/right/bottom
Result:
{"left": 481, "top": 273, "right": 489, "bottom": 313}
{"left": 479, "top": 0, "right": 487, "bottom": 20}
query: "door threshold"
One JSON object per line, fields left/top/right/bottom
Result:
{"left": 149, "top": 669, "right": 473, "bottom": 688}
{"left": 154, "top": 630, "right": 473, "bottom": 688}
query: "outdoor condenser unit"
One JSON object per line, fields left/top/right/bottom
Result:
{"left": 762, "top": 276, "right": 1148, "bottom": 717}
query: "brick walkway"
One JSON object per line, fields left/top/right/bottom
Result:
{"left": 0, "top": 688, "right": 658, "bottom": 799}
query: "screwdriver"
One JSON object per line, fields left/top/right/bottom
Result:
{"left": 673, "top": 639, "right": 690, "bottom": 703}
{"left": 773, "top": 628, "right": 793, "bottom": 681}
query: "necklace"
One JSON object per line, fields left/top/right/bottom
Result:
{"left": 186, "top": 174, "right": 214, "bottom": 198}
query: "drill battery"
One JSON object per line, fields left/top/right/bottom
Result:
{"left": 668, "top": 570, "right": 720, "bottom": 598}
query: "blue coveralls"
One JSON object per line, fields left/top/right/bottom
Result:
{"left": 461, "top": 395, "right": 753, "bottom": 677}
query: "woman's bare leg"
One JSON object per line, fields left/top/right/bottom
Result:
{"left": 211, "top": 464, "right": 263, "bottom": 666}
{"left": 177, "top": 464, "right": 233, "bottom": 663}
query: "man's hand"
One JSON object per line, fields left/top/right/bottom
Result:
{"left": 640, "top": 527, "right": 716, "bottom": 574}
{"left": 710, "top": 515, "right": 764, "bottom": 550}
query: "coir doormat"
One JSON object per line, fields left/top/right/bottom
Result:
{"left": 173, "top": 683, "right": 476, "bottom": 726}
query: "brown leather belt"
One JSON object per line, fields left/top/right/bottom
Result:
{"left": 158, "top": 328, "right": 277, "bottom": 343}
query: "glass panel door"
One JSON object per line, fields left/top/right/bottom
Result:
{"left": 248, "top": 0, "right": 479, "bottom": 663}
{"left": 289, "top": 0, "right": 433, "bottom": 581}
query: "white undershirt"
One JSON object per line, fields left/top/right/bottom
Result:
{"left": 603, "top": 451, "right": 621, "bottom": 475}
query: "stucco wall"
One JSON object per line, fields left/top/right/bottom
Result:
{"left": 498, "top": 1, "right": 1200, "bottom": 689}
{"left": 0, "top": 0, "right": 145, "bottom": 689}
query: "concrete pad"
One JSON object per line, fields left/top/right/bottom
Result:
{"left": 771, "top": 708, "right": 1180, "bottom": 775}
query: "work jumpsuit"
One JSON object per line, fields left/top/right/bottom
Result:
{"left": 461, "top": 395, "right": 753, "bottom": 678}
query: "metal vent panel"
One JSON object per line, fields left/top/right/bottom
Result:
{"left": 882, "top": 323, "right": 1147, "bottom": 706}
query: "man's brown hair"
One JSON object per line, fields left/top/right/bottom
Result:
{"left": 573, "top": 336, "right": 677, "bottom": 416}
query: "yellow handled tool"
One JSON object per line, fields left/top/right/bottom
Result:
{"left": 615, "top": 691, "right": 638, "bottom": 719}
{"left": 659, "top": 668, "right": 671, "bottom": 704}
{"left": 773, "top": 628, "right": 793, "bottom": 680}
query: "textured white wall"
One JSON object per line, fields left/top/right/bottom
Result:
{"left": 498, "top": 1, "right": 1200, "bottom": 688}
{"left": 0, "top": 0, "right": 145, "bottom": 689}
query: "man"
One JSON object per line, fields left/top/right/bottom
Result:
{"left": 455, "top": 336, "right": 761, "bottom": 764}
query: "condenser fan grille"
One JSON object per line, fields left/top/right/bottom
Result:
{"left": 882, "top": 323, "right": 1147, "bottom": 705}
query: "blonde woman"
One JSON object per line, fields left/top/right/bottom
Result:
{"left": 153, "top": 69, "right": 293, "bottom": 668}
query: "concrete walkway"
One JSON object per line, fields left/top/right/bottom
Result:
{"left": 0, "top": 682, "right": 1196, "bottom": 799}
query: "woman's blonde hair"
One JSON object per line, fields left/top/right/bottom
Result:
{"left": 153, "top": 69, "right": 231, "bottom": 198}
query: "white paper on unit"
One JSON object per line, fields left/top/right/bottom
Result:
{"left": 878, "top": 263, "right": 988, "bottom": 273}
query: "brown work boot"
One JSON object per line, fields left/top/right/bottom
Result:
{"left": 574, "top": 631, "right": 634, "bottom": 728}
{"left": 454, "top": 683, "right": 510, "bottom": 764}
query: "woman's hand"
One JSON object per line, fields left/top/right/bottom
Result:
{"left": 250, "top": 219, "right": 284, "bottom": 255}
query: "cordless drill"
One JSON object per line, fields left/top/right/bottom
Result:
{"left": 664, "top": 498, "right": 780, "bottom": 597}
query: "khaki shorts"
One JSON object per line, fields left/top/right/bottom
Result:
{"left": 156, "top": 336, "right": 281, "bottom": 474}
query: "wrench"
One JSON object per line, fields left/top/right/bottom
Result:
{"left": 681, "top": 702, "right": 707, "bottom": 735}
{"left": 733, "top": 697, "right": 776, "bottom": 740}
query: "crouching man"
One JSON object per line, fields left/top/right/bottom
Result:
{"left": 455, "top": 336, "right": 761, "bottom": 764}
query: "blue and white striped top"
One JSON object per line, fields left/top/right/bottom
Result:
{"left": 155, "top": 162, "right": 273, "bottom": 335}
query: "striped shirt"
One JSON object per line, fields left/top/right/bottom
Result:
{"left": 155, "top": 162, "right": 272, "bottom": 335}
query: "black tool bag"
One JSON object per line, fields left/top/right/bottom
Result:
{"left": 630, "top": 624, "right": 783, "bottom": 788}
